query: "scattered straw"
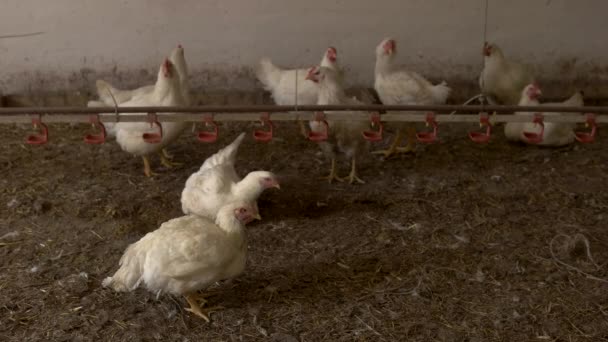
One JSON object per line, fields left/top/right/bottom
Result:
{"left": 549, "top": 233, "right": 608, "bottom": 284}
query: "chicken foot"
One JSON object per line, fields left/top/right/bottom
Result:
{"left": 142, "top": 156, "right": 158, "bottom": 177}
{"left": 395, "top": 124, "right": 417, "bottom": 153}
{"left": 337, "top": 158, "right": 365, "bottom": 184}
{"left": 319, "top": 158, "right": 343, "bottom": 183}
{"left": 159, "top": 152, "right": 183, "bottom": 168}
{"left": 161, "top": 148, "right": 174, "bottom": 160}
{"left": 193, "top": 289, "right": 223, "bottom": 305}
{"left": 184, "top": 293, "right": 223, "bottom": 322}
{"left": 372, "top": 125, "right": 416, "bottom": 158}
{"left": 372, "top": 129, "right": 402, "bottom": 158}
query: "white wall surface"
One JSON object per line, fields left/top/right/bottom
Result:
{"left": 1, "top": 0, "right": 606, "bottom": 96}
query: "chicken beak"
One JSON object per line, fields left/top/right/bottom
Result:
{"left": 273, "top": 183, "right": 281, "bottom": 190}
{"left": 253, "top": 213, "right": 262, "bottom": 221}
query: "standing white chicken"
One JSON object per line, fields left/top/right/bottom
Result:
{"left": 256, "top": 47, "right": 341, "bottom": 135}
{"left": 181, "top": 132, "right": 280, "bottom": 220}
{"left": 373, "top": 38, "right": 451, "bottom": 158}
{"left": 102, "top": 201, "right": 260, "bottom": 322}
{"left": 256, "top": 47, "right": 341, "bottom": 105}
{"left": 96, "top": 45, "right": 191, "bottom": 106}
{"left": 480, "top": 42, "right": 535, "bottom": 106}
{"left": 88, "top": 45, "right": 190, "bottom": 164}
{"left": 504, "top": 83, "right": 584, "bottom": 146}
{"left": 305, "top": 66, "right": 370, "bottom": 184}
{"left": 113, "top": 58, "right": 187, "bottom": 177}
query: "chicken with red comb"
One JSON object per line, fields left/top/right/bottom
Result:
{"left": 305, "top": 66, "right": 370, "bottom": 184}
{"left": 102, "top": 201, "right": 261, "bottom": 322}
{"left": 373, "top": 38, "right": 451, "bottom": 159}
{"left": 255, "top": 47, "right": 344, "bottom": 136}
{"left": 479, "top": 42, "right": 535, "bottom": 106}
{"left": 110, "top": 57, "right": 187, "bottom": 177}
{"left": 504, "top": 83, "right": 584, "bottom": 146}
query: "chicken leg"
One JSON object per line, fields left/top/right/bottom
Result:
{"left": 319, "top": 157, "right": 343, "bottom": 183}
{"left": 142, "top": 156, "right": 157, "bottom": 177}
{"left": 184, "top": 293, "right": 223, "bottom": 322}
{"left": 372, "top": 130, "right": 402, "bottom": 158}
{"left": 395, "top": 124, "right": 417, "bottom": 153}
{"left": 338, "top": 158, "right": 365, "bottom": 184}
{"left": 298, "top": 119, "right": 309, "bottom": 138}
{"left": 372, "top": 125, "right": 417, "bottom": 158}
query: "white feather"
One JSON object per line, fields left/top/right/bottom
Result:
{"left": 102, "top": 203, "right": 250, "bottom": 297}
{"left": 181, "top": 133, "right": 278, "bottom": 219}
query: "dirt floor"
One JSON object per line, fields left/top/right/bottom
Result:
{"left": 1, "top": 115, "right": 607, "bottom": 341}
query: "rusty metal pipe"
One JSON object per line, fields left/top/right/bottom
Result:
{"left": 0, "top": 104, "right": 607, "bottom": 115}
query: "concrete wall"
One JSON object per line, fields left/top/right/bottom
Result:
{"left": 1, "top": 0, "right": 607, "bottom": 99}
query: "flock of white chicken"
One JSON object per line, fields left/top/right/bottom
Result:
{"left": 103, "top": 131, "right": 280, "bottom": 321}
{"left": 95, "top": 38, "right": 586, "bottom": 321}
{"left": 87, "top": 39, "right": 586, "bottom": 182}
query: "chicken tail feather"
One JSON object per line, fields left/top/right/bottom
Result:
{"left": 430, "top": 81, "right": 452, "bottom": 104}
{"left": 102, "top": 244, "right": 143, "bottom": 292}
{"left": 255, "top": 58, "right": 282, "bottom": 92}
{"left": 199, "top": 132, "right": 246, "bottom": 172}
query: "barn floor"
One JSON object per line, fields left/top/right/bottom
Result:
{"left": 1, "top": 119, "right": 607, "bottom": 342}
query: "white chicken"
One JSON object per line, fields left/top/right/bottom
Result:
{"left": 374, "top": 38, "right": 451, "bottom": 159}
{"left": 112, "top": 58, "right": 187, "bottom": 177}
{"left": 255, "top": 47, "right": 341, "bottom": 135}
{"left": 305, "top": 66, "right": 370, "bottom": 184}
{"left": 181, "top": 132, "right": 280, "bottom": 220}
{"left": 256, "top": 47, "right": 340, "bottom": 105}
{"left": 480, "top": 42, "right": 535, "bottom": 106}
{"left": 102, "top": 201, "right": 260, "bottom": 322}
{"left": 504, "top": 83, "right": 584, "bottom": 146}
{"left": 96, "top": 44, "right": 191, "bottom": 106}
{"left": 90, "top": 45, "right": 190, "bottom": 161}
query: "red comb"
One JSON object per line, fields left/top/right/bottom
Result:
{"left": 304, "top": 66, "right": 319, "bottom": 81}
{"left": 162, "top": 58, "right": 172, "bottom": 77}
{"left": 384, "top": 39, "right": 396, "bottom": 51}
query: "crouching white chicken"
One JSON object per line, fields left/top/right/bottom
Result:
{"left": 305, "top": 66, "right": 370, "bottom": 184}
{"left": 480, "top": 42, "right": 535, "bottom": 106}
{"left": 102, "top": 201, "right": 260, "bottom": 322}
{"left": 373, "top": 38, "right": 451, "bottom": 159}
{"left": 112, "top": 58, "right": 187, "bottom": 177}
{"left": 181, "top": 132, "right": 280, "bottom": 220}
{"left": 504, "top": 83, "right": 584, "bottom": 146}
{"left": 255, "top": 47, "right": 341, "bottom": 135}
